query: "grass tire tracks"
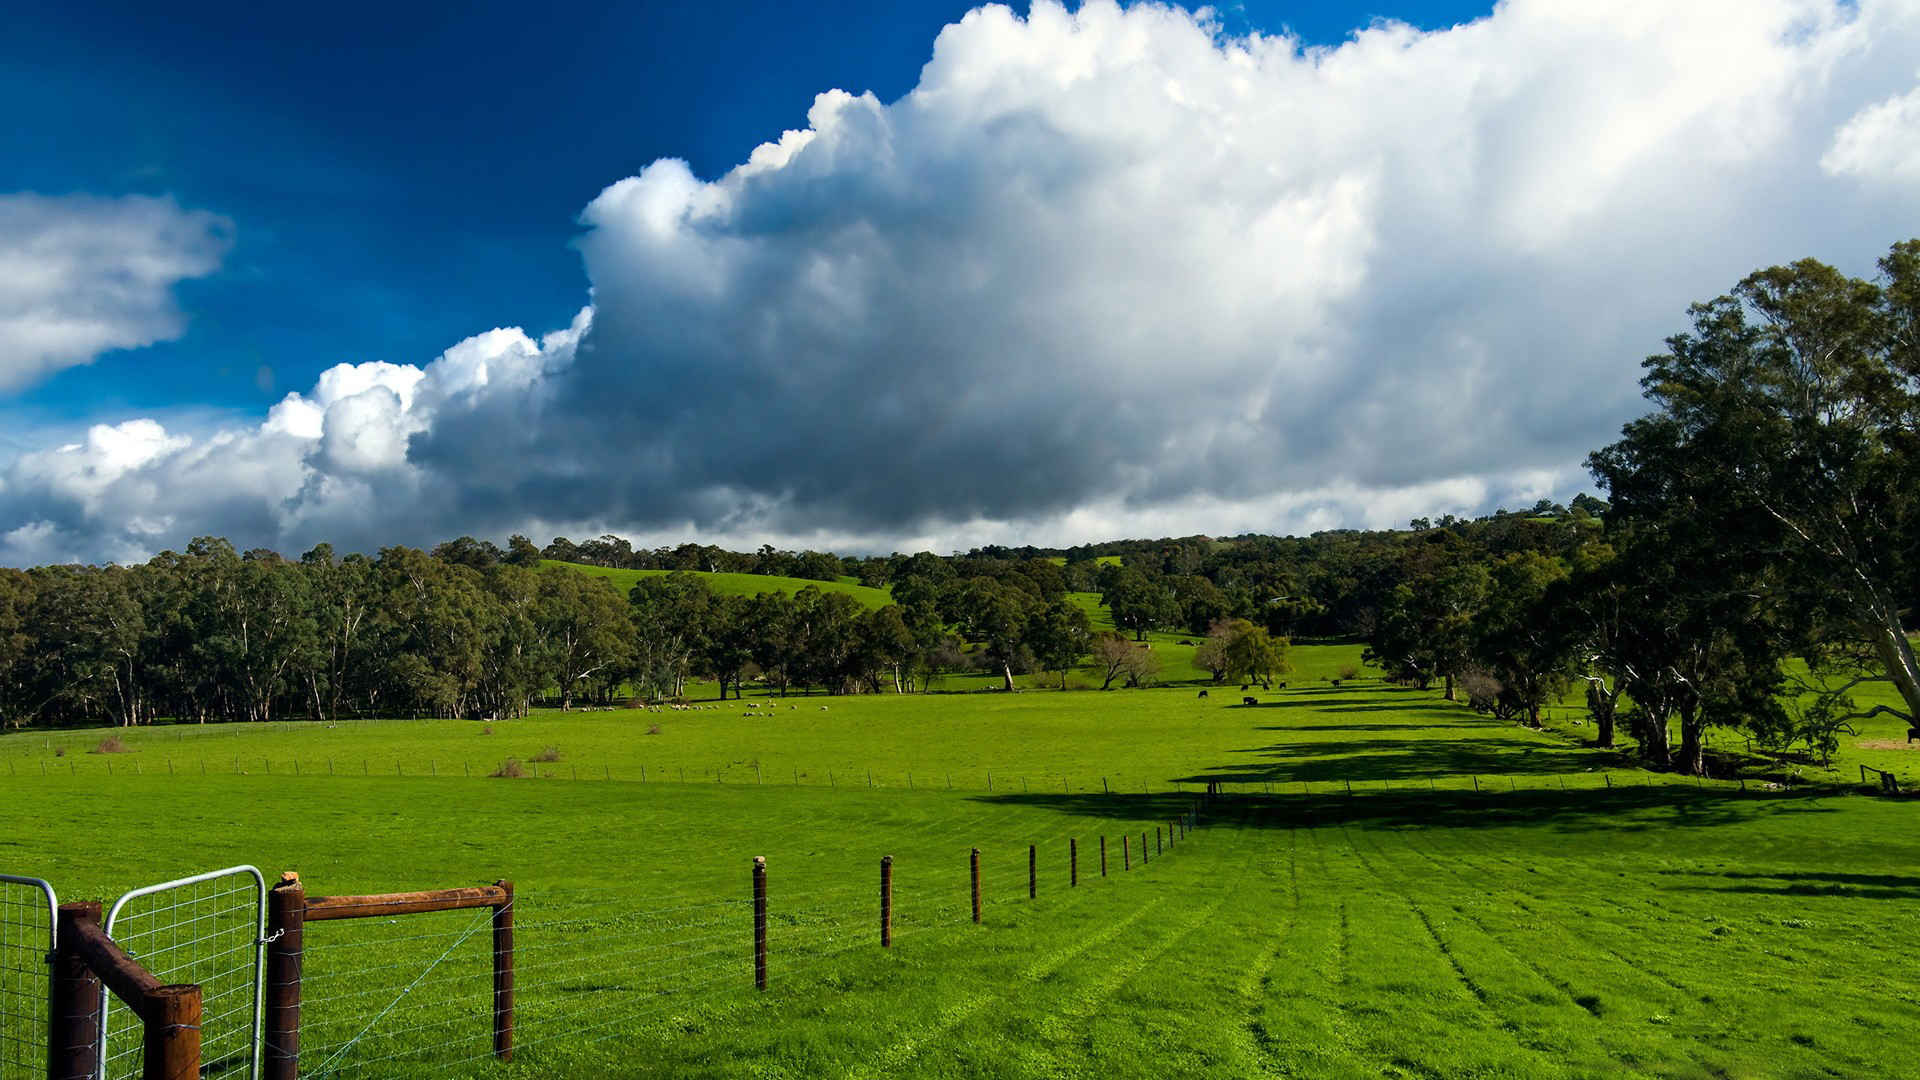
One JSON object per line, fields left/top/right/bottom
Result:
{"left": 1334, "top": 824, "right": 1580, "bottom": 1074}
{"left": 844, "top": 895, "right": 1170, "bottom": 1079}
{"left": 1024, "top": 849, "right": 1261, "bottom": 1075}
{"left": 1234, "top": 826, "right": 1303, "bottom": 1076}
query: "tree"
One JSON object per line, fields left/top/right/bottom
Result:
{"left": 1470, "top": 551, "right": 1573, "bottom": 727}
{"left": 301, "top": 545, "right": 378, "bottom": 725}
{"left": 1089, "top": 633, "right": 1137, "bottom": 690}
{"left": 630, "top": 572, "right": 712, "bottom": 700}
{"left": 1025, "top": 598, "right": 1092, "bottom": 688}
{"left": 1192, "top": 623, "right": 1232, "bottom": 683}
{"left": 1099, "top": 567, "right": 1177, "bottom": 641}
{"left": 947, "top": 578, "right": 1032, "bottom": 691}
{"left": 1222, "top": 621, "right": 1288, "bottom": 690}
{"left": 859, "top": 606, "right": 918, "bottom": 693}
{"left": 537, "top": 568, "right": 632, "bottom": 710}
{"left": 1590, "top": 239, "right": 1920, "bottom": 736}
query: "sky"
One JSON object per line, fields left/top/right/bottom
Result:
{"left": 2, "top": 0, "right": 1918, "bottom": 564}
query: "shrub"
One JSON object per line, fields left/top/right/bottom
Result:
{"left": 1337, "top": 664, "right": 1361, "bottom": 681}
{"left": 491, "top": 758, "right": 526, "bottom": 778}
{"left": 646, "top": 723, "right": 663, "bottom": 736}
{"left": 481, "top": 725, "right": 493, "bottom": 736}
{"left": 53, "top": 746, "right": 65, "bottom": 758}
{"left": 92, "top": 736, "right": 128, "bottom": 754}
{"left": 533, "top": 746, "right": 563, "bottom": 763}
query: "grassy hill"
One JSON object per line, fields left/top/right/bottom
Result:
{"left": 546, "top": 560, "right": 892, "bottom": 608}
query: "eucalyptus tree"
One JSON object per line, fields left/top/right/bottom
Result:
{"left": 1591, "top": 239, "right": 1920, "bottom": 737}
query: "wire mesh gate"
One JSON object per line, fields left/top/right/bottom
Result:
{"left": 101, "top": 867, "right": 267, "bottom": 1080}
{"left": 0, "top": 876, "right": 57, "bottom": 1080}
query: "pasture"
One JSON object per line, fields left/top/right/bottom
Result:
{"left": 2, "top": 650, "right": 1916, "bottom": 1077}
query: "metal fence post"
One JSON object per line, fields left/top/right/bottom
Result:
{"left": 970, "top": 849, "right": 981, "bottom": 924}
{"left": 752, "top": 858, "right": 768, "bottom": 990}
{"left": 880, "top": 857, "right": 892, "bottom": 948}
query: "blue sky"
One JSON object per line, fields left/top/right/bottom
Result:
{"left": 3, "top": 0, "right": 1489, "bottom": 425}
{"left": 3, "top": 0, "right": 1916, "bottom": 563}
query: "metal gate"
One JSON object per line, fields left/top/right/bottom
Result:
{"left": 0, "top": 875, "right": 56, "bottom": 1080}
{"left": 102, "top": 866, "right": 266, "bottom": 1079}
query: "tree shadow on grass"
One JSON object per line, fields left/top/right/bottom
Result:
{"left": 968, "top": 786, "right": 1843, "bottom": 835}
{"left": 1190, "top": 736, "right": 1629, "bottom": 784}
{"left": 1271, "top": 722, "right": 1507, "bottom": 733}
{"left": 1657, "top": 868, "right": 1920, "bottom": 900}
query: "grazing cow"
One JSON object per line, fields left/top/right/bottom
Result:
{"left": 1243, "top": 696, "right": 1259, "bottom": 707}
{"left": 1277, "top": 682, "right": 1287, "bottom": 689}
{"left": 1331, "top": 679, "right": 1342, "bottom": 687}
{"left": 1908, "top": 727, "right": 1920, "bottom": 743}
{"left": 1240, "top": 684, "right": 1250, "bottom": 692}
{"left": 1197, "top": 690, "right": 1209, "bottom": 699}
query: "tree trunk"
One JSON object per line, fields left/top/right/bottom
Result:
{"left": 1868, "top": 615, "right": 1920, "bottom": 722}
{"left": 1586, "top": 682, "right": 1616, "bottom": 748}
{"left": 1637, "top": 708, "right": 1672, "bottom": 766}
{"left": 1677, "top": 702, "right": 1705, "bottom": 776}
{"left": 1001, "top": 661, "right": 1015, "bottom": 693}
{"left": 1443, "top": 672, "right": 1455, "bottom": 701}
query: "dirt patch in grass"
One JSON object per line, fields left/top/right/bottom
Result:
{"left": 1857, "top": 740, "right": 1916, "bottom": 751}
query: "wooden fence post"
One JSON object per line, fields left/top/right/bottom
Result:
{"left": 1100, "top": 836, "right": 1107, "bottom": 877}
{"left": 753, "top": 858, "right": 768, "bottom": 990}
{"left": 1123, "top": 835, "right": 1130, "bottom": 871}
{"left": 1156, "top": 827, "right": 1163, "bottom": 855}
{"left": 880, "top": 856, "right": 893, "bottom": 948}
{"left": 1070, "top": 839, "right": 1078, "bottom": 887}
{"left": 49, "top": 902, "right": 103, "bottom": 1080}
{"left": 970, "top": 849, "right": 982, "bottom": 924}
{"left": 1028, "top": 844, "right": 1036, "bottom": 899}
{"left": 492, "top": 880, "right": 514, "bottom": 1060}
{"left": 264, "top": 873, "right": 306, "bottom": 1080}
{"left": 145, "top": 984, "right": 202, "bottom": 1080}
{"left": 1142, "top": 832, "right": 1149, "bottom": 863}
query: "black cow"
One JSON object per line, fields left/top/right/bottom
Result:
{"left": 1197, "top": 689, "right": 1209, "bottom": 699}
{"left": 1242, "top": 696, "right": 1259, "bottom": 707}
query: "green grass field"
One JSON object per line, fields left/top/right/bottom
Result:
{"left": 3, "top": 647, "right": 1917, "bottom": 1077}
{"left": 544, "top": 561, "right": 893, "bottom": 608}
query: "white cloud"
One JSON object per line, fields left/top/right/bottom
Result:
{"left": 1823, "top": 78, "right": 1920, "bottom": 182}
{"left": 5, "top": 0, "right": 1920, "bottom": 564}
{"left": 0, "top": 194, "right": 232, "bottom": 391}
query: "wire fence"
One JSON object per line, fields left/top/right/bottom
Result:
{"left": 0, "top": 876, "right": 55, "bottom": 1080}
{"left": 102, "top": 866, "right": 265, "bottom": 1080}
{"left": 286, "top": 804, "right": 1209, "bottom": 1076}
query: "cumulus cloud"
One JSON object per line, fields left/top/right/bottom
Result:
{"left": 1823, "top": 79, "right": 1920, "bottom": 182}
{"left": 5, "top": 0, "right": 1920, "bottom": 563}
{"left": 0, "top": 312, "right": 588, "bottom": 565}
{"left": 0, "top": 193, "right": 231, "bottom": 390}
